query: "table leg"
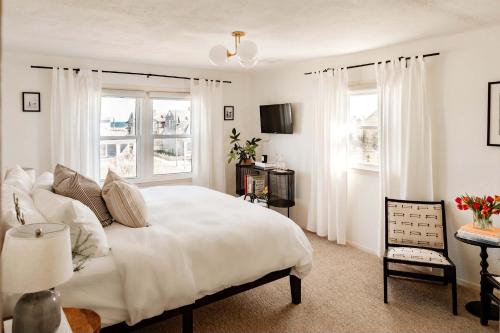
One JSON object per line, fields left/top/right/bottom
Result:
{"left": 465, "top": 245, "right": 499, "bottom": 322}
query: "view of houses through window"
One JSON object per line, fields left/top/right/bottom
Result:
{"left": 100, "top": 96, "right": 138, "bottom": 179}
{"left": 152, "top": 99, "right": 192, "bottom": 175}
{"left": 348, "top": 91, "right": 379, "bottom": 170}
{"left": 99, "top": 92, "right": 192, "bottom": 180}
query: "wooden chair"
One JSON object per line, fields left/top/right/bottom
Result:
{"left": 482, "top": 274, "right": 500, "bottom": 325}
{"left": 383, "top": 197, "right": 457, "bottom": 315}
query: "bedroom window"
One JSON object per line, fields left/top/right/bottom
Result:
{"left": 349, "top": 90, "right": 379, "bottom": 171}
{"left": 99, "top": 96, "right": 141, "bottom": 179}
{"left": 152, "top": 98, "right": 192, "bottom": 175}
{"left": 100, "top": 90, "right": 191, "bottom": 182}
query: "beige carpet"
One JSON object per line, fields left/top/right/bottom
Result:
{"left": 133, "top": 232, "right": 496, "bottom": 333}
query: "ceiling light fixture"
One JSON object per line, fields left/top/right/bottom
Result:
{"left": 209, "top": 31, "right": 258, "bottom": 68}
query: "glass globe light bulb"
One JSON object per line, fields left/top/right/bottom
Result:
{"left": 238, "top": 40, "right": 258, "bottom": 62}
{"left": 239, "top": 57, "right": 258, "bottom": 68}
{"left": 209, "top": 45, "right": 228, "bottom": 66}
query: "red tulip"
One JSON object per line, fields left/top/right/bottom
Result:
{"left": 473, "top": 202, "right": 481, "bottom": 210}
{"left": 455, "top": 197, "right": 462, "bottom": 204}
{"left": 462, "top": 204, "right": 469, "bottom": 210}
{"left": 487, "top": 196, "right": 494, "bottom": 204}
{"left": 492, "top": 209, "right": 500, "bottom": 215}
{"left": 464, "top": 197, "right": 471, "bottom": 203}
{"left": 457, "top": 204, "right": 463, "bottom": 210}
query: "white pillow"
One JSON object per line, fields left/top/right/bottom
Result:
{"left": 33, "top": 172, "right": 54, "bottom": 191}
{"left": 4, "top": 165, "right": 33, "bottom": 194}
{"left": 32, "top": 189, "right": 110, "bottom": 257}
{"left": 1, "top": 184, "right": 47, "bottom": 229}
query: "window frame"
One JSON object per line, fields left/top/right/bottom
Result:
{"left": 99, "top": 89, "right": 192, "bottom": 184}
{"left": 150, "top": 95, "right": 193, "bottom": 178}
{"left": 348, "top": 87, "right": 380, "bottom": 173}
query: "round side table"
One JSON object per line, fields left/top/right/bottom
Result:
{"left": 454, "top": 232, "right": 500, "bottom": 323}
{"left": 63, "top": 308, "right": 101, "bottom": 333}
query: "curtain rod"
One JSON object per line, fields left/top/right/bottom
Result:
{"left": 30, "top": 65, "right": 232, "bottom": 84}
{"left": 303, "top": 52, "right": 440, "bottom": 75}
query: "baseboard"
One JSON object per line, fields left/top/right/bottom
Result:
{"left": 346, "top": 240, "right": 481, "bottom": 291}
{"left": 346, "top": 240, "right": 379, "bottom": 256}
{"left": 458, "top": 278, "right": 480, "bottom": 291}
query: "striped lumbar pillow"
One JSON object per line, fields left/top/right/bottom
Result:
{"left": 102, "top": 169, "right": 148, "bottom": 228}
{"left": 53, "top": 164, "right": 113, "bottom": 227}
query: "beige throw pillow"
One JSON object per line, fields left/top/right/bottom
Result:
{"left": 102, "top": 170, "right": 148, "bottom": 228}
{"left": 53, "top": 164, "right": 113, "bottom": 227}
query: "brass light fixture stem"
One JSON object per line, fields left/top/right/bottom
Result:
{"left": 227, "top": 31, "right": 245, "bottom": 58}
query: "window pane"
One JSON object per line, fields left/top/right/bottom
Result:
{"left": 152, "top": 99, "right": 191, "bottom": 136}
{"left": 153, "top": 138, "right": 192, "bottom": 174}
{"left": 350, "top": 93, "right": 378, "bottom": 126}
{"left": 349, "top": 93, "right": 379, "bottom": 167}
{"left": 350, "top": 128, "right": 379, "bottom": 165}
{"left": 100, "top": 139, "right": 137, "bottom": 179}
{"left": 101, "top": 97, "right": 137, "bottom": 136}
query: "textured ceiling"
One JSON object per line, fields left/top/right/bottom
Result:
{"left": 4, "top": 0, "right": 500, "bottom": 70}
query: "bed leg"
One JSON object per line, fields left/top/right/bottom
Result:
{"left": 182, "top": 308, "right": 193, "bottom": 333}
{"left": 290, "top": 275, "right": 301, "bottom": 304}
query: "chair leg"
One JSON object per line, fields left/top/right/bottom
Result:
{"left": 182, "top": 308, "right": 193, "bottom": 333}
{"left": 290, "top": 275, "right": 301, "bottom": 304}
{"left": 450, "top": 267, "right": 457, "bottom": 316}
{"left": 481, "top": 278, "right": 493, "bottom": 325}
{"left": 383, "top": 259, "right": 388, "bottom": 304}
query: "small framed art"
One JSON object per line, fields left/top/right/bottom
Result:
{"left": 22, "top": 92, "right": 41, "bottom": 112}
{"left": 488, "top": 81, "right": 500, "bottom": 146}
{"left": 224, "top": 105, "right": 234, "bottom": 121}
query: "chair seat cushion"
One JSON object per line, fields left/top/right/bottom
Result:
{"left": 387, "top": 247, "right": 451, "bottom": 265}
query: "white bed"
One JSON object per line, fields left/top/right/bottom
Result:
{"left": 3, "top": 185, "right": 313, "bottom": 328}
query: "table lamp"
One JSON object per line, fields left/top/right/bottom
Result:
{"left": 1, "top": 223, "right": 73, "bottom": 333}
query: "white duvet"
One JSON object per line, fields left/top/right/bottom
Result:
{"left": 107, "top": 185, "right": 313, "bottom": 325}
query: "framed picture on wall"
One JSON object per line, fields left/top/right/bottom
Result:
{"left": 224, "top": 105, "right": 234, "bottom": 120}
{"left": 488, "top": 82, "right": 500, "bottom": 146}
{"left": 22, "top": 92, "right": 41, "bottom": 112}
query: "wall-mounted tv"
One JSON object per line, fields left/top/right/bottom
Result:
{"left": 260, "top": 103, "right": 293, "bottom": 134}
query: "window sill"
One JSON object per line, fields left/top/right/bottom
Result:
{"left": 349, "top": 164, "right": 380, "bottom": 173}
{"left": 129, "top": 174, "right": 192, "bottom": 187}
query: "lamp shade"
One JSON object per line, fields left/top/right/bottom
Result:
{"left": 1, "top": 223, "right": 73, "bottom": 294}
{"left": 209, "top": 45, "right": 228, "bottom": 66}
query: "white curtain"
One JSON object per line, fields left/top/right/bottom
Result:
{"left": 190, "top": 79, "right": 226, "bottom": 192}
{"left": 50, "top": 67, "right": 102, "bottom": 180}
{"left": 306, "top": 68, "right": 349, "bottom": 243}
{"left": 376, "top": 57, "right": 433, "bottom": 255}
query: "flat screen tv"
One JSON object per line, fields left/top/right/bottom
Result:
{"left": 260, "top": 103, "right": 293, "bottom": 134}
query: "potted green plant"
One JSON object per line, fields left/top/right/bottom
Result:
{"left": 227, "top": 128, "right": 262, "bottom": 165}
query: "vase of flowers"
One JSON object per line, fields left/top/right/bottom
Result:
{"left": 455, "top": 195, "right": 500, "bottom": 229}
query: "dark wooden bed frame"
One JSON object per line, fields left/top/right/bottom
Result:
{"left": 102, "top": 267, "right": 301, "bottom": 333}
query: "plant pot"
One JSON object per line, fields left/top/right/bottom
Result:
{"left": 240, "top": 159, "right": 253, "bottom": 166}
{"left": 473, "top": 213, "right": 493, "bottom": 230}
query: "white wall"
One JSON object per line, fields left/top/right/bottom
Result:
{"left": 1, "top": 51, "right": 260, "bottom": 194}
{"left": 251, "top": 25, "right": 500, "bottom": 285}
